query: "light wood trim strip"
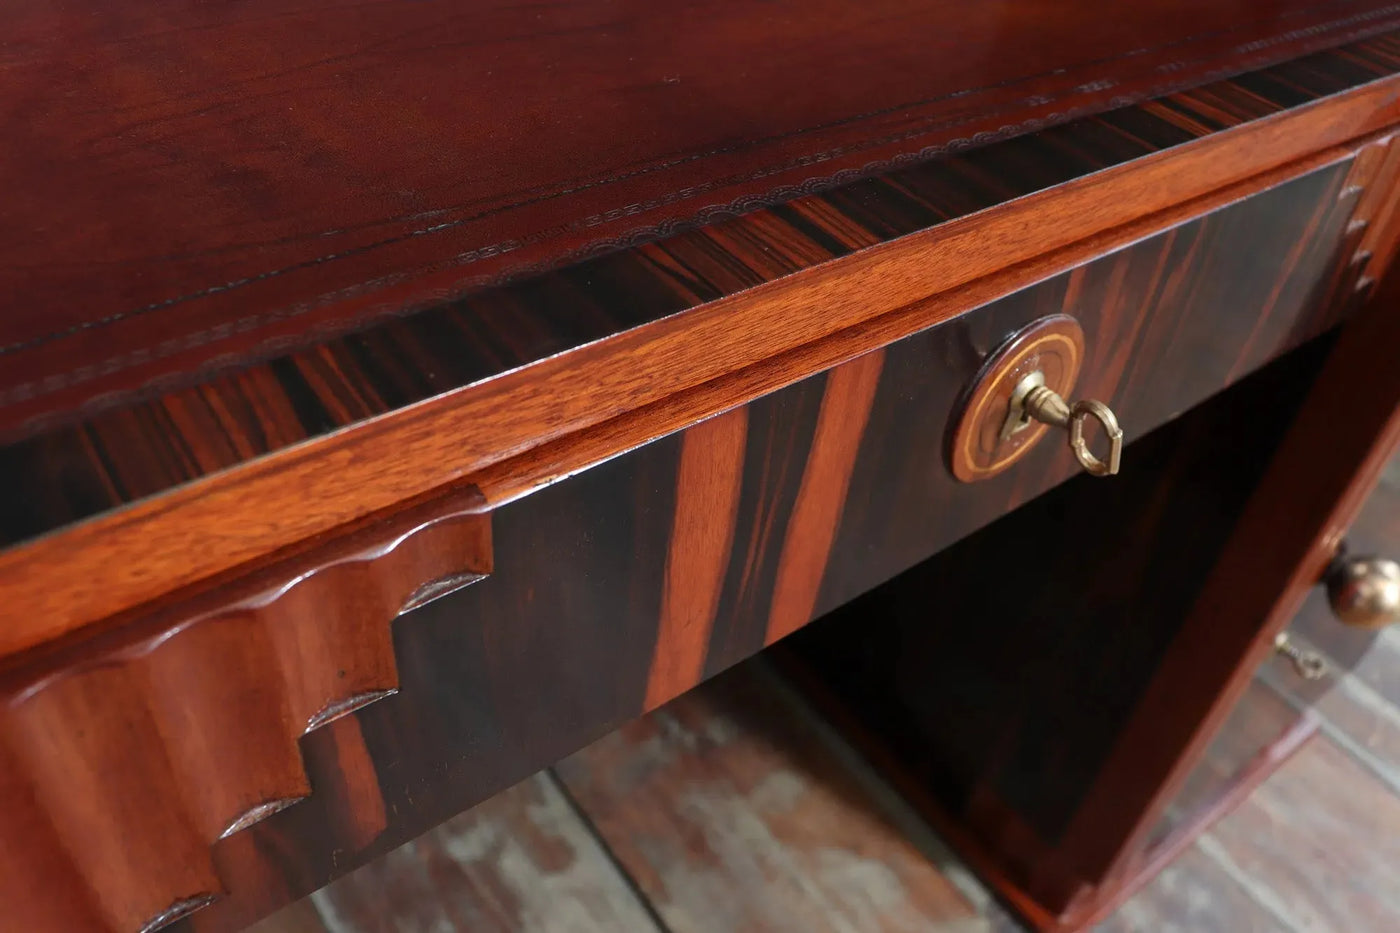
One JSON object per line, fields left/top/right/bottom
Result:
{"left": 1, "top": 78, "right": 1397, "bottom": 657}
{"left": 766, "top": 349, "right": 885, "bottom": 644}
{"left": 644, "top": 408, "right": 749, "bottom": 710}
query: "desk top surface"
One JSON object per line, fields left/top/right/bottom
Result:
{"left": 5, "top": 0, "right": 1400, "bottom": 438}
{"left": 4, "top": 12, "right": 1400, "bottom": 659}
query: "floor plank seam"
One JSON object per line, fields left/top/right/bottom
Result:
{"left": 543, "top": 766, "right": 676, "bottom": 933}
{"left": 1259, "top": 660, "right": 1400, "bottom": 796}
{"left": 1313, "top": 706, "right": 1400, "bottom": 798}
{"left": 1194, "top": 832, "right": 1309, "bottom": 933}
{"left": 749, "top": 659, "right": 1013, "bottom": 928}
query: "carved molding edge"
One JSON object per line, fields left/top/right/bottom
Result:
{"left": 0, "top": 487, "right": 492, "bottom": 933}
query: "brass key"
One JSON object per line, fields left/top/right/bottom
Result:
{"left": 1001, "top": 371, "right": 1123, "bottom": 477}
{"left": 1273, "top": 631, "right": 1327, "bottom": 681}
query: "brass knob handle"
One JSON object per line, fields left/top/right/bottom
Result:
{"left": 1325, "top": 555, "right": 1400, "bottom": 629}
{"left": 1003, "top": 372, "right": 1123, "bottom": 477}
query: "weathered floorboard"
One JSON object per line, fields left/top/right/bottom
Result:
{"left": 1199, "top": 736, "right": 1400, "bottom": 933}
{"left": 1095, "top": 846, "right": 1287, "bottom": 933}
{"left": 245, "top": 649, "right": 1400, "bottom": 933}
{"left": 554, "top": 663, "right": 993, "bottom": 933}
{"left": 248, "top": 774, "right": 661, "bottom": 933}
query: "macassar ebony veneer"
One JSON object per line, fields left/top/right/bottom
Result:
{"left": 785, "top": 267, "right": 1400, "bottom": 931}
{"left": 6, "top": 33, "right": 1400, "bottom": 657}
{"left": 1, "top": 132, "right": 1391, "bottom": 932}
{"left": 7, "top": 16, "right": 1400, "bottom": 933}
{"left": 782, "top": 336, "right": 1340, "bottom": 928}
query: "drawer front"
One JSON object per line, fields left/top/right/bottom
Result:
{"left": 815, "top": 156, "right": 1365, "bottom": 616}
{"left": 782, "top": 331, "right": 1341, "bottom": 905}
{"left": 1144, "top": 480, "right": 1400, "bottom": 916}
{"left": 1260, "top": 442, "right": 1400, "bottom": 754}
{"left": 0, "top": 153, "right": 1378, "bottom": 932}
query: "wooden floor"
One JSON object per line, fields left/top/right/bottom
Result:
{"left": 254, "top": 640, "right": 1400, "bottom": 933}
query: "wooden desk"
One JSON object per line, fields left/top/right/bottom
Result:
{"left": 4, "top": 6, "right": 1400, "bottom": 931}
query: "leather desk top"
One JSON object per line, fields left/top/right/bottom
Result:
{"left": 4, "top": 0, "right": 1400, "bottom": 437}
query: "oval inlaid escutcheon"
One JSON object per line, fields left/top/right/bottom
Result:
{"left": 948, "top": 315, "right": 1084, "bottom": 483}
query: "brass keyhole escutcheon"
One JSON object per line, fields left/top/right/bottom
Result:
{"left": 948, "top": 315, "right": 1125, "bottom": 482}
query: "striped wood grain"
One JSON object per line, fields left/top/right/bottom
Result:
{"left": 4, "top": 47, "right": 1400, "bottom": 651}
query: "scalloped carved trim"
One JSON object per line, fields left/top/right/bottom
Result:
{"left": 218, "top": 799, "right": 305, "bottom": 841}
{"left": 0, "top": 487, "right": 492, "bottom": 932}
{"left": 306, "top": 689, "right": 399, "bottom": 734}
{"left": 138, "top": 896, "right": 219, "bottom": 933}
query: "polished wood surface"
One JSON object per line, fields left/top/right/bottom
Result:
{"left": 1059, "top": 269, "right": 1400, "bottom": 898}
{"left": 1095, "top": 685, "right": 1320, "bottom": 931}
{"left": 782, "top": 334, "right": 1343, "bottom": 924}
{"left": 231, "top": 647, "right": 1400, "bottom": 933}
{"left": 240, "top": 644, "right": 1400, "bottom": 930}
{"left": 249, "top": 661, "right": 1007, "bottom": 933}
{"left": 1279, "top": 418, "right": 1400, "bottom": 681}
{"left": 947, "top": 315, "right": 1085, "bottom": 483}
{"left": 810, "top": 157, "right": 1390, "bottom": 618}
{"left": 240, "top": 648, "right": 1400, "bottom": 933}
{"left": 7, "top": 1, "right": 1400, "bottom": 435}
{"left": 0, "top": 157, "right": 1346, "bottom": 930}
{"left": 6, "top": 9, "right": 1400, "bottom": 932}
{"left": 8, "top": 21, "right": 1400, "bottom": 930}
{"left": 1146, "top": 678, "right": 1313, "bottom": 855}
{"left": 0, "top": 489, "right": 490, "bottom": 933}
{"left": 6, "top": 34, "right": 1400, "bottom": 653}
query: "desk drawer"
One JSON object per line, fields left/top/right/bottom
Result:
{"left": 390, "top": 154, "right": 1374, "bottom": 756}
{"left": 0, "top": 147, "right": 1388, "bottom": 932}
{"left": 1255, "top": 428, "right": 1400, "bottom": 771}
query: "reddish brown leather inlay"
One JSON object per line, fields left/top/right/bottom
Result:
{"left": 4, "top": 0, "right": 1399, "bottom": 432}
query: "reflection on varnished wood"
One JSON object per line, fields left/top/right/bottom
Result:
{"left": 251, "top": 663, "right": 1002, "bottom": 933}
{"left": 6, "top": 3, "right": 1399, "bottom": 439}
{"left": 0, "top": 492, "right": 491, "bottom": 933}
{"left": 7, "top": 119, "right": 1389, "bottom": 933}
{"left": 785, "top": 335, "right": 1340, "bottom": 917}
{"left": 179, "top": 159, "right": 1375, "bottom": 931}
{"left": 5, "top": 34, "right": 1400, "bottom": 552}
{"left": 246, "top": 657, "right": 1400, "bottom": 933}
